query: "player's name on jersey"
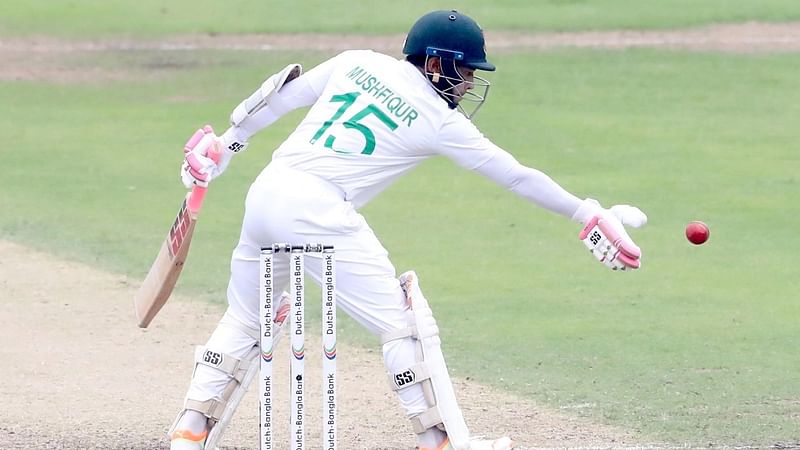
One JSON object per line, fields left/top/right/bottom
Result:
{"left": 346, "top": 66, "right": 419, "bottom": 128}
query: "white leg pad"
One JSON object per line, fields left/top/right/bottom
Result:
{"left": 171, "top": 293, "right": 291, "bottom": 449}
{"left": 185, "top": 344, "right": 259, "bottom": 422}
{"left": 382, "top": 271, "right": 472, "bottom": 450}
{"left": 204, "top": 294, "right": 291, "bottom": 449}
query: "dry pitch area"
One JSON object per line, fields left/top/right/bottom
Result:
{"left": 2, "top": 23, "right": 799, "bottom": 449}
{"left": 0, "top": 240, "right": 631, "bottom": 449}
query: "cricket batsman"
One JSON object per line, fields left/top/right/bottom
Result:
{"left": 169, "top": 9, "right": 647, "bottom": 450}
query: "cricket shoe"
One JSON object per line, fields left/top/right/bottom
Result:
{"left": 169, "top": 429, "right": 207, "bottom": 450}
{"left": 426, "top": 436, "right": 515, "bottom": 450}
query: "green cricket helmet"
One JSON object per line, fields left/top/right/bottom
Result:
{"left": 403, "top": 10, "right": 494, "bottom": 118}
{"left": 403, "top": 10, "right": 495, "bottom": 72}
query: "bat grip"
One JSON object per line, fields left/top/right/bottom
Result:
{"left": 187, "top": 185, "right": 208, "bottom": 214}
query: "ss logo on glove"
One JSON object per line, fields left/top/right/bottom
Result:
{"left": 579, "top": 215, "right": 642, "bottom": 271}
{"left": 228, "top": 141, "right": 246, "bottom": 152}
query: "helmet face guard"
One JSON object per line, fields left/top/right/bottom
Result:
{"left": 424, "top": 47, "right": 490, "bottom": 119}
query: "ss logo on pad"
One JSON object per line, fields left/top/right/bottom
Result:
{"left": 394, "top": 370, "right": 415, "bottom": 387}
{"left": 203, "top": 351, "right": 222, "bottom": 366}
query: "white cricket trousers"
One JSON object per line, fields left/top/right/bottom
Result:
{"left": 186, "top": 161, "right": 428, "bottom": 419}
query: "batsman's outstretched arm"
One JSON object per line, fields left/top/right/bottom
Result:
{"left": 470, "top": 147, "right": 644, "bottom": 223}
{"left": 470, "top": 145, "right": 648, "bottom": 270}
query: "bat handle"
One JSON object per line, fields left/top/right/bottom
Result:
{"left": 187, "top": 185, "right": 208, "bottom": 214}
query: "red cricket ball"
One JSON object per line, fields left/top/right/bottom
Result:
{"left": 685, "top": 221, "right": 710, "bottom": 245}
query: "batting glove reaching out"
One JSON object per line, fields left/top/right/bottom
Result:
{"left": 572, "top": 198, "right": 647, "bottom": 271}
{"left": 180, "top": 125, "right": 225, "bottom": 188}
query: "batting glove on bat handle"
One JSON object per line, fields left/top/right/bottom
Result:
{"left": 180, "top": 125, "right": 222, "bottom": 189}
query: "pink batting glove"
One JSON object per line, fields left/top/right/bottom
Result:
{"left": 180, "top": 125, "right": 221, "bottom": 188}
{"left": 579, "top": 214, "right": 642, "bottom": 270}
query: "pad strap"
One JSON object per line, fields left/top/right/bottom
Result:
{"left": 185, "top": 398, "right": 227, "bottom": 422}
{"left": 410, "top": 408, "right": 444, "bottom": 434}
{"left": 387, "top": 362, "right": 431, "bottom": 391}
{"left": 193, "top": 346, "right": 251, "bottom": 382}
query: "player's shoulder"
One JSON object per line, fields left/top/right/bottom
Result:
{"left": 331, "top": 49, "right": 396, "bottom": 65}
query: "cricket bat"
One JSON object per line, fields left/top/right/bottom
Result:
{"left": 134, "top": 130, "right": 220, "bottom": 328}
{"left": 133, "top": 184, "right": 213, "bottom": 327}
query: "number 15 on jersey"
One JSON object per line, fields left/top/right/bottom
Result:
{"left": 310, "top": 92, "right": 398, "bottom": 155}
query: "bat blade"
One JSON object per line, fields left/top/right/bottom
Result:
{"left": 134, "top": 192, "right": 199, "bottom": 328}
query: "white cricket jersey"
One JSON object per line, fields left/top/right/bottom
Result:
{"left": 271, "top": 50, "right": 499, "bottom": 209}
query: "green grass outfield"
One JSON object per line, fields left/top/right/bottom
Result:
{"left": 2, "top": 0, "right": 800, "bottom": 37}
{"left": 2, "top": 2, "right": 800, "bottom": 447}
